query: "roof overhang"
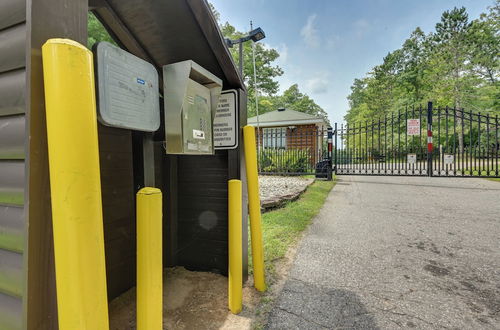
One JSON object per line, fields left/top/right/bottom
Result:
{"left": 247, "top": 118, "right": 325, "bottom": 127}
{"left": 89, "top": 0, "right": 244, "bottom": 90}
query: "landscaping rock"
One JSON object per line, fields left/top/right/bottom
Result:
{"left": 259, "top": 176, "right": 314, "bottom": 211}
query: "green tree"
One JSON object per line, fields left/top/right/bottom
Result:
{"left": 88, "top": 13, "right": 117, "bottom": 49}
{"left": 345, "top": 1, "right": 499, "bottom": 123}
{"left": 430, "top": 6, "right": 473, "bottom": 109}
{"left": 219, "top": 22, "right": 283, "bottom": 117}
{"left": 275, "top": 84, "right": 330, "bottom": 125}
{"left": 210, "top": 3, "right": 329, "bottom": 123}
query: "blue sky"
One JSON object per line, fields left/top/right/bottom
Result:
{"left": 211, "top": 0, "right": 494, "bottom": 124}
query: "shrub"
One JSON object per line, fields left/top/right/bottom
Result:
{"left": 258, "top": 148, "right": 312, "bottom": 174}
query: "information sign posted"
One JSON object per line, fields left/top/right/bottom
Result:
{"left": 95, "top": 42, "right": 160, "bottom": 132}
{"left": 444, "top": 154, "right": 454, "bottom": 165}
{"left": 407, "top": 119, "right": 420, "bottom": 136}
{"left": 407, "top": 153, "right": 417, "bottom": 164}
{"left": 214, "top": 90, "right": 239, "bottom": 150}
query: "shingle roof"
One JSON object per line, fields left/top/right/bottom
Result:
{"left": 247, "top": 108, "right": 325, "bottom": 127}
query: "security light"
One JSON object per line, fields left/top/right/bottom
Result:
{"left": 224, "top": 26, "right": 266, "bottom": 76}
{"left": 225, "top": 38, "right": 234, "bottom": 48}
{"left": 249, "top": 27, "right": 265, "bottom": 42}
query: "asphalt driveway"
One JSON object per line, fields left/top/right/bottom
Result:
{"left": 266, "top": 176, "right": 500, "bottom": 329}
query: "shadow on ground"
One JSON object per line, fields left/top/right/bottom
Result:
{"left": 266, "top": 278, "right": 379, "bottom": 329}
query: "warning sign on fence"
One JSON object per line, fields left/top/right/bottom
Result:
{"left": 407, "top": 119, "right": 420, "bottom": 136}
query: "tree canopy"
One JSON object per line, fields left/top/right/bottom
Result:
{"left": 87, "top": 7, "right": 330, "bottom": 124}
{"left": 345, "top": 1, "right": 499, "bottom": 124}
{"left": 210, "top": 4, "right": 329, "bottom": 123}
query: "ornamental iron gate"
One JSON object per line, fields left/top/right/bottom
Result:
{"left": 334, "top": 102, "right": 500, "bottom": 178}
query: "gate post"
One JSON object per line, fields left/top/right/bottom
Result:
{"left": 327, "top": 127, "right": 333, "bottom": 181}
{"left": 334, "top": 124, "right": 338, "bottom": 174}
{"left": 427, "top": 102, "right": 433, "bottom": 177}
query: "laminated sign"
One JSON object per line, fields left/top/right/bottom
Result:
{"left": 444, "top": 154, "right": 454, "bottom": 165}
{"left": 214, "top": 90, "right": 239, "bottom": 150}
{"left": 407, "top": 119, "right": 420, "bottom": 136}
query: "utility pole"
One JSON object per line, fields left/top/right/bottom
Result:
{"left": 251, "top": 20, "right": 262, "bottom": 166}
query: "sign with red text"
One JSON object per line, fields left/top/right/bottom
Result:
{"left": 407, "top": 119, "right": 420, "bottom": 136}
{"left": 214, "top": 90, "right": 239, "bottom": 149}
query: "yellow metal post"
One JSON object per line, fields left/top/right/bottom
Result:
{"left": 243, "top": 126, "right": 266, "bottom": 292}
{"left": 137, "top": 187, "right": 163, "bottom": 330}
{"left": 42, "top": 39, "right": 109, "bottom": 329}
{"left": 228, "top": 179, "right": 243, "bottom": 314}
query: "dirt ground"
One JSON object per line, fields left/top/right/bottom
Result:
{"left": 109, "top": 267, "right": 261, "bottom": 330}
{"left": 108, "top": 177, "right": 311, "bottom": 329}
{"left": 109, "top": 242, "right": 301, "bottom": 330}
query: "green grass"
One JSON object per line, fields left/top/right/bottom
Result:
{"left": 249, "top": 179, "right": 335, "bottom": 330}
{"left": 249, "top": 179, "right": 335, "bottom": 277}
{"left": 487, "top": 178, "right": 500, "bottom": 182}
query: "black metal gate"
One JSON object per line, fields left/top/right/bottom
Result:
{"left": 334, "top": 102, "right": 500, "bottom": 178}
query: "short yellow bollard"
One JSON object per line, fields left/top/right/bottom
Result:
{"left": 228, "top": 179, "right": 243, "bottom": 314}
{"left": 243, "top": 126, "right": 266, "bottom": 292}
{"left": 137, "top": 187, "right": 163, "bottom": 330}
{"left": 42, "top": 39, "right": 109, "bottom": 329}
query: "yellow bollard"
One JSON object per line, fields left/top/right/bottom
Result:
{"left": 137, "top": 187, "right": 163, "bottom": 330}
{"left": 42, "top": 39, "right": 109, "bottom": 329}
{"left": 243, "top": 126, "right": 266, "bottom": 292}
{"left": 228, "top": 179, "right": 243, "bottom": 314}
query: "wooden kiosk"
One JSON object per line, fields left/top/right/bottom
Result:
{"left": 0, "top": 0, "right": 248, "bottom": 328}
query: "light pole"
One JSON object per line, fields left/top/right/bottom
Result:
{"left": 225, "top": 25, "right": 265, "bottom": 168}
{"left": 225, "top": 26, "right": 265, "bottom": 76}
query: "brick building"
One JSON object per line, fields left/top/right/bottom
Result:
{"left": 248, "top": 108, "right": 328, "bottom": 168}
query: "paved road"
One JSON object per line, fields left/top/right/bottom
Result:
{"left": 266, "top": 176, "right": 500, "bottom": 329}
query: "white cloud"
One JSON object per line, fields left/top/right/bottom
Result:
{"left": 353, "top": 19, "right": 371, "bottom": 38}
{"left": 277, "top": 43, "right": 289, "bottom": 63}
{"left": 301, "top": 14, "right": 320, "bottom": 48}
{"left": 263, "top": 42, "right": 289, "bottom": 64}
{"left": 305, "top": 73, "right": 329, "bottom": 94}
{"left": 325, "top": 34, "right": 340, "bottom": 50}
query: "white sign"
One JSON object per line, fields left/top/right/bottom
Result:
{"left": 214, "top": 90, "right": 239, "bottom": 149}
{"left": 95, "top": 42, "right": 160, "bottom": 132}
{"left": 444, "top": 154, "right": 454, "bottom": 165}
{"left": 407, "top": 153, "right": 417, "bottom": 164}
{"left": 407, "top": 119, "right": 420, "bottom": 136}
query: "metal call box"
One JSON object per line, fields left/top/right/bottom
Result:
{"left": 163, "top": 60, "right": 222, "bottom": 155}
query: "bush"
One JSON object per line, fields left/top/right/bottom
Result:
{"left": 258, "top": 148, "right": 312, "bottom": 174}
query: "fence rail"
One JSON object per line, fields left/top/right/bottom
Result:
{"left": 335, "top": 103, "right": 500, "bottom": 177}
{"left": 253, "top": 104, "right": 499, "bottom": 178}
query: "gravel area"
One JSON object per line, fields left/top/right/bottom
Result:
{"left": 259, "top": 176, "right": 314, "bottom": 209}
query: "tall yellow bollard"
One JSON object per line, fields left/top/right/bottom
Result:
{"left": 243, "top": 126, "right": 266, "bottom": 292}
{"left": 137, "top": 187, "right": 163, "bottom": 330}
{"left": 228, "top": 179, "right": 243, "bottom": 314}
{"left": 42, "top": 39, "right": 109, "bottom": 329}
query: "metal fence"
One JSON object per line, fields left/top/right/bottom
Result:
{"left": 335, "top": 103, "right": 500, "bottom": 177}
{"left": 257, "top": 126, "right": 329, "bottom": 175}
{"left": 254, "top": 104, "right": 499, "bottom": 178}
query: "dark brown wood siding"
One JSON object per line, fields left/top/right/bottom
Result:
{"left": 98, "top": 125, "right": 136, "bottom": 300}
{"left": 0, "top": 0, "right": 26, "bottom": 328}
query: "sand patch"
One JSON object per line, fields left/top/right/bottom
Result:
{"left": 109, "top": 267, "right": 261, "bottom": 330}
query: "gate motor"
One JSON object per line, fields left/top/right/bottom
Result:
{"left": 163, "top": 60, "right": 222, "bottom": 155}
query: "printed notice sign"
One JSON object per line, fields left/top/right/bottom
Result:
{"left": 407, "top": 153, "right": 417, "bottom": 164}
{"left": 407, "top": 119, "right": 420, "bottom": 136}
{"left": 214, "top": 90, "right": 239, "bottom": 149}
{"left": 444, "top": 154, "right": 454, "bottom": 165}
